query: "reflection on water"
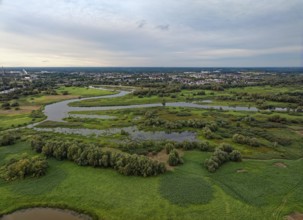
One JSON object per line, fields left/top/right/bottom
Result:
{"left": 1, "top": 208, "right": 91, "bottom": 220}
{"left": 68, "top": 114, "right": 116, "bottom": 119}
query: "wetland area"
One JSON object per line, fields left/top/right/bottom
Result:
{"left": 1, "top": 71, "right": 303, "bottom": 220}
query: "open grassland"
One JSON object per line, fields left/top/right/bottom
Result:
{"left": 1, "top": 142, "right": 303, "bottom": 220}
{"left": 0, "top": 114, "right": 35, "bottom": 130}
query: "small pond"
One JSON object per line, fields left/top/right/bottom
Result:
{"left": 1, "top": 208, "right": 91, "bottom": 220}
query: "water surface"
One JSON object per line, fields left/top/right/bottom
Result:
{"left": 1, "top": 208, "right": 91, "bottom": 220}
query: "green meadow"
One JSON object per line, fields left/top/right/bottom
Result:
{"left": 1, "top": 85, "right": 303, "bottom": 219}
{"left": 1, "top": 142, "right": 303, "bottom": 219}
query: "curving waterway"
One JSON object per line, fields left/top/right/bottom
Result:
{"left": 30, "top": 88, "right": 286, "bottom": 141}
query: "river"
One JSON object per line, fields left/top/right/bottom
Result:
{"left": 29, "top": 88, "right": 286, "bottom": 140}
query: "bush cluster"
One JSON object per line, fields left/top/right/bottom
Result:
{"left": 0, "top": 154, "right": 48, "bottom": 181}
{"left": 232, "top": 133, "right": 260, "bottom": 147}
{"left": 168, "top": 150, "right": 183, "bottom": 166}
{"left": 120, "top": 140, "right": 211, "bottom": 155}
{"left": 204, "top": 143, "right": 242, "bottom": 172}
{"left": 0, "top": 131, "right": 20, "bottom": 146}
{"left": 144, "top": 117, "right": 217, "bottom": 130}
{"left": 31, "top": 136, "right": 166, "bottom": 177}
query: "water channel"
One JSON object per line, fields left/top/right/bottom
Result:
{"left": 30, "top": 88, "right": 286, "bottom": 140}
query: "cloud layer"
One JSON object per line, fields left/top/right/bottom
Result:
{"left": 0, "top": 0, "right": 302, "bottom": 67}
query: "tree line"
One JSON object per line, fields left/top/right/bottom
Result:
{"left": 31, "top": 136, "right": 166, "bottom": 177}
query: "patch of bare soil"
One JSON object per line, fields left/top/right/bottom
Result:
{"left": 274, "top": 162, "right": 287, "bottom": 168}
{"left": 286, "top": 212, "right": 303, "bottom": 220}
{"left": 236, "top": 169, "right": 247, "bottom": 173}
{"left": 0, "top": 106, "right": 40, "bottom": 114}
{"left": 148, "top": 149, "right": 184, "bottom": 171}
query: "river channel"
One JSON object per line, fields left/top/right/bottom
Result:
{"left": 30, "top": 88, "right": 286, "bottom": 141}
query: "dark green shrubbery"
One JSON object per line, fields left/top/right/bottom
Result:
{"left": 0, "top": 131, "right": 20, "bottom": 146}
{"left": 0, "top": 154, "right": 48, "bottom": 181}
{"left": 168, "top": 150, "right": 183, "bottom": 166}
{"left": 232, "top": 133, "right": 260, "bottom": 147}
{"left": 204, "top": 143, "right": 242, "bottom": 173}
{"left": 31, "top": 136, "right": 166, "bottom": 177}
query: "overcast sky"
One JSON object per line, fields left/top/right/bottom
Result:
{"left": 0, "top": 0, "right": 302, "bottom": 67}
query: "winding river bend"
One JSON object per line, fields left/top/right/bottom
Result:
{"left": 31, "top": 88, "right": 286, "bottom": 140}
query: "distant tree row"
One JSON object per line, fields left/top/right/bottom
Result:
{"left": 31, "top": 136, "right": 166, "bottom": 177}
{"left": 0, "top": 154, "right": 48, "bottom": 181}
{"left": 204, "top": 143, "right": 242, "bottom": 172}
{"left": 133, "top": 86, "right": 181, "bottom": 97}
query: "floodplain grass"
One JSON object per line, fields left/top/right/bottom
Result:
{"left": 56, "top": 86, "right": 118, "bottom": 97}
{"left": 0, "top": 114, "right": 33, "bottom": 130}
{"left": 1, "top": 85, "right": 303, "bottom": 219}
{"left": 57, "top": 106, "right": 303, "bottom": 159}
{"left": 1, "top": 143, "right": 303, "bottom": 219}
{"left": 69, "top": 93, "right": 183, "bottom": 107}
{"left": 0, "top": 86, "right": 117, "bottom": 130}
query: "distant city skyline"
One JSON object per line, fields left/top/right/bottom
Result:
{"left": 0, "top": 0, "right": 302, "bottom": 67}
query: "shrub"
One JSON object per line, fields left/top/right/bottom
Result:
{"left": 204, "top": 143, "right": 242, "bottom": 172}
{"left": 0, "top": 154, "right": 48, "bottom": 181}
{"left": 168, "top": 150, "right": 183, "bottom": 166}
{"left": 233, "top": 133, "right": 260, "bottom": 147}
{"left": 32, "top": 136, "right": 166, "bottom": 177}
{"left": 0, "top": 132, "right": 20, "bottom": 146}
{"left": 229, "top": 150, "right": 242, "bottom": 162}
{"left": 165, "top": 143, "right": 174, "bottom": 154}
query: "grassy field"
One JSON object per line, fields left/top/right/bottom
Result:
{"left": 1, "top": 142, "right": 303, "bottom": 220}
{"left": 1, "top": 85, "right": 303, "bottom": 219}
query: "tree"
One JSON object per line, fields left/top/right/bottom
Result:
{"left": 165, "top": 143, "right": 174, "bottom": 154}
{"left": 229, "top": 150, "right": 242, "bottom": 162}
{"left": 168, "top": 150, "right": 183, "bottom": 166}
{"left": 11, "top": 101, "right": 19, "bottom": 107}
{"left": 1, "top": 102, "right": 10, "bottom": 109}
{"left": 0, "top": 154, "right": 48, "bottom": 181}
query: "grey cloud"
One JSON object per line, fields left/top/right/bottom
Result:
{"left": 0, "top": 0, "right": 302, "bottom": 67}
{"left": 156, "top": 24, "right": 169, "bottom": 31}
{"left": 137, "top": 20, "right": 146, "bottom": 28}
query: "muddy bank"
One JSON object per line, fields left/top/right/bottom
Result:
{"left": 0, "top": 208, "right": 92, "bottom": 220}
